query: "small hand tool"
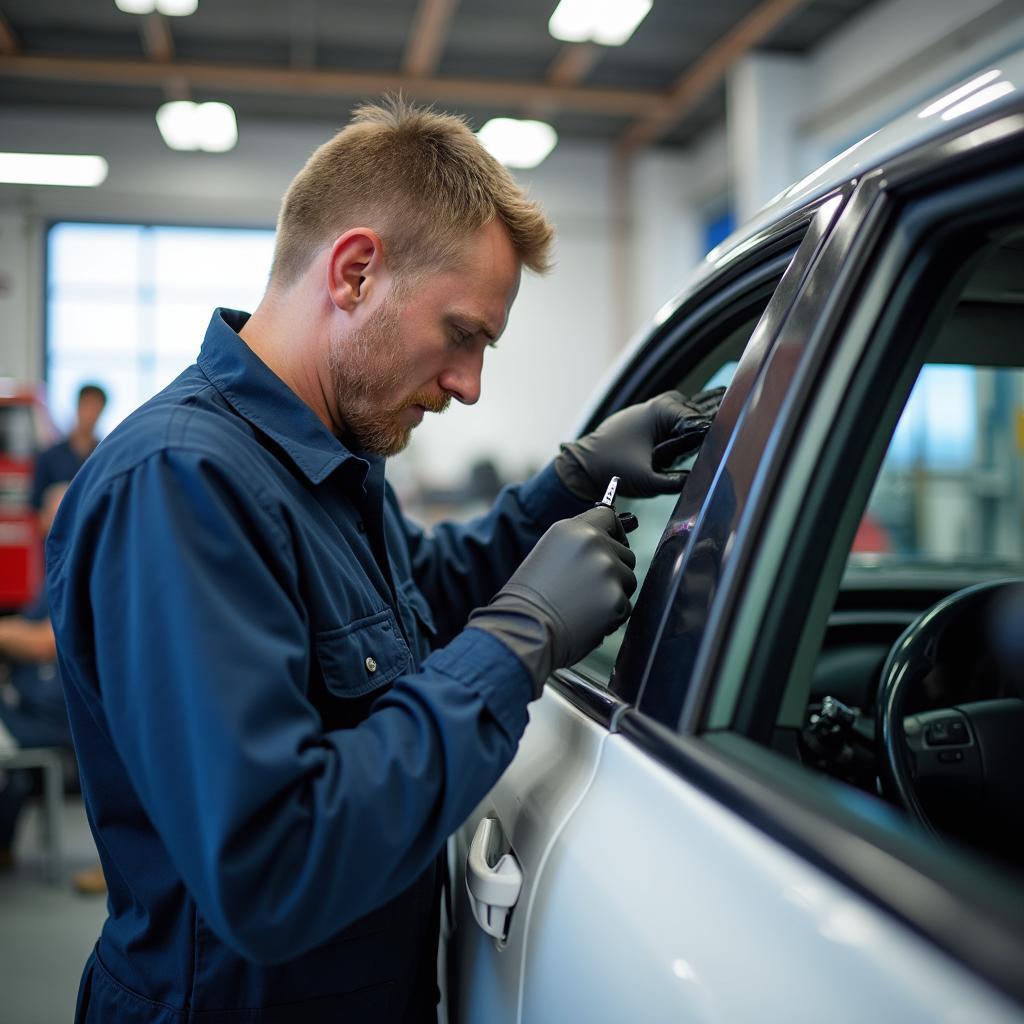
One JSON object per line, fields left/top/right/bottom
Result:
{"left": 598, "top": 475, "right": 639, "bottom": 535}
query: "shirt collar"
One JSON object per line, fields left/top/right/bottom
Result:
{"left": 197, "top": 308, "right": 375, "bottom": 488}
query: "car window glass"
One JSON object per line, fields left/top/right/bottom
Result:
{"left": 711, "top": 226, "right": 1024, "bottom": 880}
{"left": 576, "top": 359, "right": 744, "bottom": 682}
{"left": 851, "top": 363, "right": 1024, "bottom": 571}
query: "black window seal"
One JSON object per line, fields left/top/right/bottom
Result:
{"left": 620, "top": 189, "right": 852, "bottom": 721}
{"left": 548, "top": 667, "right": 625, "bottom": 730}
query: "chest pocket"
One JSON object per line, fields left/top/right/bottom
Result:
{"left": 399, "top": 579, "right": 438, "bottom": 638}
{"left": 315, "top": 609, "right": 411, "bottom": 699}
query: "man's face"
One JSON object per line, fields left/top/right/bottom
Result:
{"left": 76, "top": 392, "right": 106, "bottom": 435}
{"left": 329, "top": 219, "right": 521, "bottom": 456}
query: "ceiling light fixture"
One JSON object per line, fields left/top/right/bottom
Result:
{"left": 155, "top": 0, "right": 199, "bottom": 15}
{"left": 477, "top": 118, "right": 558, "bottom": 169}
{"left": 156, "top": 100, "right": 238, "bottom": 152}
{"left": 114, "top": 0, "right": 199, "bottom": 16}
{"left": 548, "top": 0, "right": 652, "bottom": 46}
{"left": 0, "top": 153, "right": 108, "bottom": 187}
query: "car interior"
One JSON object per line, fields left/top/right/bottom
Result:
{"left": 779, "top": 227, "right": 1024, "bottom": 876}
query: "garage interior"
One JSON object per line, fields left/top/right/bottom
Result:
{"left": 2, "top": 1, "right": 1024, "bottom": 1021}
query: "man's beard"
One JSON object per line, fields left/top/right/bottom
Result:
{"left": 328, "top": 296, "right": 450, "bottom": 456}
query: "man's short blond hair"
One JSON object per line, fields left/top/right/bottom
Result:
{"left": 270, "top": 97, "right": 555, "bottom": 288}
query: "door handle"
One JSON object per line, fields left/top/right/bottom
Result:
{"left": 465, "top": 816, "right": 523, "bottom": 941}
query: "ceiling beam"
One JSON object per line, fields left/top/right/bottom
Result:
{"left": 546, "top": 43, "right": 599, "bottom": 88}
{"left": 618, "top": 0, "right": 814, "bottom": 152}
{"left": 0, "top": 9, "right": 19, "bottom": 56}
{"left": 0, "top": 53, "right": 662, "bottom": 117}
{"left": 138, "top": 12, "right": 190, "bottom": 101}
{"left": 403, "top": 0, "right": 459, "bottom": 78}
{"left": 140, "top": 12, "right": 175, "bottom": 64}
{"left": 289, "top": 0, "right": 317, "bottom": 69}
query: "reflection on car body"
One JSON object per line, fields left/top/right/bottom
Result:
{"left": 447, "top": 52, "right": 1024, "bottom": 1024}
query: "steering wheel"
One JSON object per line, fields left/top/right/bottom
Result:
{"left": 877, "top": 579, "right": 1024, "bottom": 851}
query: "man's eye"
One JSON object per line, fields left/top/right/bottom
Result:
{"left": 450, "top": 328, "right": 473, "bottom": 347}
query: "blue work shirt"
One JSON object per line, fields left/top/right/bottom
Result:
{"left": 0, "top": 588, "right": 71, "bottom": 749}
{"left": 31, "top": 437, "right": 92, "bottom": 509}
{"left": 47, "top": 308, "right": 588, "bottom": 1023}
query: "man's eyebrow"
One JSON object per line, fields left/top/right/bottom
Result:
{"left": 449, "top": 311, "right": 498, "bottom": 342}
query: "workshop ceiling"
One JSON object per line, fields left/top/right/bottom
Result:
{"left": 0, "top": 0, "right": 878, "bottom": 150}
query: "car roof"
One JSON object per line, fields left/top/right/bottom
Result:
{"left": 577, "top": 49, "right": 1024, "bottom": 433}
{"left": 720, "top": 48, "right": 1024, "bottom": 259}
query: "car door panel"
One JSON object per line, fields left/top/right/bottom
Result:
{"left": 449, "top": 686, "right": 610, "bottom": 1024}
{"left": 519, "top": 729, "right": 1023, "bottom": 1023}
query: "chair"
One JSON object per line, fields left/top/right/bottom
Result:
{"left": 0, "top": 747, "right": 64, "bottom": 884}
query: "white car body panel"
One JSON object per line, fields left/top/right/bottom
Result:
{"left": 450, "top": 688, "right": 608, "bottom": 1024}
{"left": 518, "top": 732, "right": 1023, "bottom": 1024}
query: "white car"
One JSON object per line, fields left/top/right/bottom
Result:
{"left": 446, "top": 51, "right": 1024, "bottom": 1023}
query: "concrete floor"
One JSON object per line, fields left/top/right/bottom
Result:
{"left": 0, "top": 797, "right": 107, "bottom": 1024}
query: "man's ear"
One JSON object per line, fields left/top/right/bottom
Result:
{"left": 327, "top": 228, "right": 385, "bottom": 312}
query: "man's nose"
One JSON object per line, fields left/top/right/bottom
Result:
{"left": 440, "top": 350, "right": 483, "bottom": 406}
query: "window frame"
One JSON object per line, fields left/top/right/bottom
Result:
{"left": 617, "top": 189, "right": 852, "bottom": 719}
{"left": 550, "top": 191, "right": 848, "bottom": 722}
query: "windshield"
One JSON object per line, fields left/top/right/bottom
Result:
{"left": 849, "top": 363, "right": 1024, "bottom": 575}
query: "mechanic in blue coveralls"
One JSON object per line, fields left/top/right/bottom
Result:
{"left": 47, "top": 100, "right": 721, "bottom": 1023}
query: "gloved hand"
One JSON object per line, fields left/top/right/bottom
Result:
{"left": 554, "top": 387, "right": 726, "bottom": 501}
{"left": 467, "top": 505, "right": 637, "bottom": 697}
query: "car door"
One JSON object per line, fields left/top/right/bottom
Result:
{"left": 445, "top": 195, "right": 845, "bottom": 1024}
{"left": 514, "top": 103, "right": 1024, "bottom": 1021}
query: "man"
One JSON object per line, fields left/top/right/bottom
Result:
{"left": 30, "top": 383, "right": 106, "bottom": 513}
{"left": 0, "top": 482, "right": 70, "bottom": 869}
{"left": 48, "top": 100, "right": 719, "bottom": 1023}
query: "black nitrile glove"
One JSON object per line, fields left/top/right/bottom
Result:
{"left": 467, "top": 505, "right": 637, "bottom": 697}
{"left": 554, "top": 387, "right": 726, "bottom": 501}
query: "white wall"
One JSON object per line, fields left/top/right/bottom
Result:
{"left": 0, "top": 211, "right": 44, "bottom": 381}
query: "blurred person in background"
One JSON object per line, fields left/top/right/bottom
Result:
{"left": 0, "top": 482, "right": 70, "bottom": 870}
{"left": 47, "top": 99, "right": 720, "bottom": 1023}
{"left": 30, "top": 383, "right": 107, "bottom": 515}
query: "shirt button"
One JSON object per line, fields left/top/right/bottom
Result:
{"left": 365, "top": 656, "right": 378, "bottom": 674}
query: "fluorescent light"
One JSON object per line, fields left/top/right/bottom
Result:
{"left": 0, "top": 153, "right": 108, "bottom": 187}
{"left": 549, "top": 0, "right": 652, "bottom": 46}
{"left": 478, "top": 118, "right": 558, "bottom": 169}
{"left": 156, "top": 100, "right": 237, "bottom": 152}
{"left": 156, "top": 0, "right": 198, "bottom": 15}
{"left": 941, "top": 80, "right": 1016, "bottom": 121}
{"left": 193, "top": 101, "right": 237, "bottom": 151}
{"left": 156, "top": 100, "right": 197, "bottom": 150}
{"left": 918, "top": 69, "right": 1003, "bottom": 119}
{"left": 114, "top": 0, "right": 198, "bottom": 13}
